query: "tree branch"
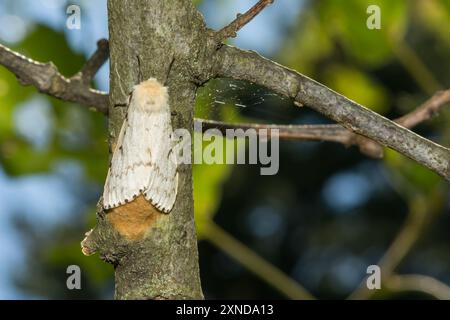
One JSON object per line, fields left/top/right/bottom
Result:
{"left": 77, "top": 39, "right": 110, "bottom": 85}
{"left": 213, "top": 45, "right": 450, "bottom": 181}
{"left": 3, "top": 41, "right": 449, "bottom": 169}
{"left": 395, "top": 90, "right": 450, "bottom": 128}
{"left": 349, "top": 192, "right": 445, "bottom": 300}
{"left": 195, "top": 90, "right": 450, "bottom": 157}
{"left": 196, "top": 119, "right": 350, "bottom": 143}
{"left": 215, "top": 0, "right": 274, "bottom": 42}
{"left": 0, "top": 41, "right": 108, "bottom": 113}
{"left": 347, "top": 89, "right": 450, "bottom": 158}
{"left": 204, "top": 221, "right": 315, "bottom": 300}
{"left": 385, "top": 274, "right": 450, "bottom": 300}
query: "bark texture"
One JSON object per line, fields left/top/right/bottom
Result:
{"left": 86, "top": 0, "right": 208, "bottom": 299}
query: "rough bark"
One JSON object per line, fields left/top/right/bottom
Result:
{"left": 84, "top": 0, "right": 209, "bottom": 299}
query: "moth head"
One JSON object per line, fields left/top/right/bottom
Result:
{"left": 132, "top": 78, "right": 168, "bottom": 111}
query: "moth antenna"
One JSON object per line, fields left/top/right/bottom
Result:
{"left": 114, "top": 89, "right": 133, "bottom": 108}
{"left": 114, "top": 102, "right": 128, "bottom": 108}
{"left": 136, "top": 55, "right": 143, "bottom": 83}
{"left": 164, "top": 56, "right": 175, "bottom": 86}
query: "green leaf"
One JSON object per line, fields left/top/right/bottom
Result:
{"left": 194, "top": 133, "right": 234, "bottom": 238}
{"left": 279, "top": 13, "right": 333, "bottom": 75}
{"left": 415, "top": 0, "right": 450, "bottom": 47}
{"left": 17, "top": 25, "right": 85, "bottom": 77}
{"left": 384, "top": 148, "right": 442, "bottom": 197}
{"left": 323, "top": 64, "right": 389, "bottom": 114}
{"left": 316, "top": 0, "right": 408, "bottom": 66}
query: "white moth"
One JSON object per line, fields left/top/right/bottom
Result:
{"left": 102, "top": 78, "right": 178, "bottom": 213}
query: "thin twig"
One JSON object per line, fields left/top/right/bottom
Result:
{"left": 196, "top": 119, "right": 351, "bottom": 143}
{"left": 78, "top": 39, "right": 110, "bottom": 85}
{"left": 390, "top": 38, "right": 442, "bottom": 95}
{"left": 215, "top": 0, "right": 274, "bottom": 42}
{"left": 195, "top": 89, "right": 450, "bottom": 158}
{"left": 204, "top": 221, "right": 315, "bottom": 300}
{"left": 385, "top": 274, "right": 450, "bottom": 300}
{"left": 396, "top": 90, "right": 450, "bottom": 128}
{"left": 349, "top": 192, "right": 445, "bottom": 300}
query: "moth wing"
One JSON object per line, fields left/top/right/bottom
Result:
{"left": 143, "top": 110, "right": 179, "bottom": 213}
{"left": 102, "top": 104, "right": 154, "bottom": 209}
{"left": 103, "top": 78, "right": 178, "bottom": 213}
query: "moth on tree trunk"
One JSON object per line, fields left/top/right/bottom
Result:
{"left": 103, "top": 78, "right": 179, "bottom": 214}
{"left": 82, "top": 78, "right": 179, "bottom": 243}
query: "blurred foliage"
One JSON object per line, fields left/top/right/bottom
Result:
{"left": 384, "top": 148, "right": 443, "bottom": 198}
{"left": 316, "top": 0, "right": 407, "bottom": 66}
{"left": 0, "top": 0, "right": 449, "bottom": 299}
{"left": 322, "top": 64, "right": 389, "bottom": 113}
{"left": 416, "top": 0, "right": 450, "bottom": 47}
{"left": 0, "top": 25, "right": 108, "bottom": 179}
{"left": 0, "top": 22, "right": 110, "bottom": 298}
{"left": 13, "top": 214, "right": 113, "bottom": 299}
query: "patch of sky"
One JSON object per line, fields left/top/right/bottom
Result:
{"left": 14, "top": 95, "right": 53, "bottom": 150}
{"left": 199, "top": 0, "right": 304, "bottom": 57}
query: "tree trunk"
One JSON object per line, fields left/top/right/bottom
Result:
{"left": 84, "top": 0, "right": 209, "bottom": 299}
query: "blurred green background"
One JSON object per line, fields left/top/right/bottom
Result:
{"left": 0, "top": 0, "right": 449, "bottom": 299}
